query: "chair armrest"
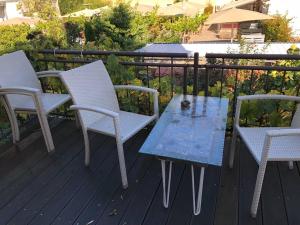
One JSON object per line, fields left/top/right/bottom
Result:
{"left": 70, "top": 105, "right": 122, "bottom": 139}
{"left": 260, "top": 128, "right": 300, "bottom": 162}
{"left": 266, "top": 128, "right": 300, "bottom": 138}
{"left": 0, "top": 86, "right": 41, "bottom": 97}
{"left": 0, "top": 86, "right": 45, "bottom": 114}
{"left": 114, "top": 85, "right": 158, "bottom": 94}
{"left": 36, "top": 70, "right": 63, "bottom": 78}
{"left": 238, "top": 94, "right": 300, "bottom": 102}
{"left": 114, "top": 85, "right": 159, "bottom": 119}
{"left": 70, "top": 104, "right": 119, "bottom": 118}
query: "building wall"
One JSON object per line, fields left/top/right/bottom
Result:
{"left": 5, "top": 1, "right": 22, "bottom": 19}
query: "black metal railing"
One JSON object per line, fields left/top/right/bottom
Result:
{"left": 203, "top": 53, "right": 300, "bottom": 128}
{"left": 2, "top": 49, "right": 300, "bottom": 144}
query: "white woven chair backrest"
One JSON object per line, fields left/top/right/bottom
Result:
{"left": 0, "top": 50, "right": 42, "bottom": 108}
{"left": 60, "top": 60, "right": 120, "bottom": 127}
{"left": 291, "top": 103, "right": 300, "bottom": 128}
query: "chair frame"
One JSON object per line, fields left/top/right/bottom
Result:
{"left": 70, "top": 85, "right": 159, "bottom": 189}
{"left": 229, "top": 94, "right": 300, "bottom": 218}
{"left": 0, "top": 71, "right": 66, "bottom": 153}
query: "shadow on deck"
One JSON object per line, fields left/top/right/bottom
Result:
{"left": 0, "top": 120, "right": 300, "bottom": 225}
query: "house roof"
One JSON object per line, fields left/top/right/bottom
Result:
{"left": 205, "top": 8, "right": 272, "bottom": 25}
{"left": 136, "top": 43, "right": 300, "bottom": 57}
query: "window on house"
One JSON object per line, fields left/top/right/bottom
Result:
{"left": 0, "top": 4, "right": 5, "bottom": 19}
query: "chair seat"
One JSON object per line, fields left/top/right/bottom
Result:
{"left": 87, "top": 111, "right": 156, "bottom": 142}
{"left": 237, "top": 127, "right": 300, "bottom": 163}
{"left": 13, "top": 93, "right": 71, "bottom": 114}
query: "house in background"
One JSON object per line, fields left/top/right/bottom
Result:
{"left": 0, "top": 0, "right": 22, "bottom": 21}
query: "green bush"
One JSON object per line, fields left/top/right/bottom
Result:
{"left": 262, "top": 14, "right": 293, "bottom": 42}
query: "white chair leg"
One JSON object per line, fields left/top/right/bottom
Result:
{"left": 251, "top": 162, "right": 267, "bottom": 218}
{"left": 10, "top": 113, "right": 20, "bottom": 144}
{"left": 74, "top": 111, "right": 81, "bottom": 128}
{"left": 83, "top": 129, "right": 90, "bottom": 166}
{"left": 116, "top": 137, "right": 128, "bottom": 189}
{"left": 229, "top": 128, "right": 238, "bottom": 168}
{"left": 36, "top": 112, "right": 54, "bottom": 153}
{"left": 1, "top": 97, "right": 20, "bottom": 143}
{"left": 288, "top": 161, "right": 294, "bottom": 170}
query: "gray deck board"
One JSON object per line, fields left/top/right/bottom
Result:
{"left": 0, "top": 121, "right": 300, "bottom": 225}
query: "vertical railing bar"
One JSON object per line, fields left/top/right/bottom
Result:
{"left": 280, "top": 70, "right": 287, "bottom": 93}
{"left": 296, "top": 71, "right": 300, "bottom": 96}
{"left": 146, "top": 65, "right": 151, "bottom": 115}
{"left": 171, "top": 57, "right": 174, "bottom": 97}
{"left": 220, "top": 58, "right": 225, "bottom": 98}
{"left": 249, "top": 69, "right": 254, "bottom": 94}
{"left": 264, "top": 70, "right": 270, "bottom": 93}
{"left": 193, "top": 52, "right": 199, "bottom": 96}
{"left": 183, "top": 66, "right": 187, "bottom": 95}
{"left": 205, "top": 65, "right": 209, "bottom": 97}
{"left": 231, "top": 69, "right": 239, "bottom": 128}
{"left": 158, "top": 66, "right": 161, "bottom": 93}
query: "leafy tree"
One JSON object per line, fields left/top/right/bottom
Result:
{"left": 203, "top": 3, "right": 213, "bottom": 15}
{"left": 18, "top": 0, "right": 59, "bottom": 19}
{"left": 109, "top": 3, "right": 132, "bottom": 30}
{"left": 262, "top": 14, "right": 293, "bottom": 42}
{"left": 165, "top": 13, "right": 208, "bottom": 42}
{"left": 0, "top": 25, "right": 31, "bottom": 54}
{"left": 106, "top": 54, "right": 134, "bottom": 84}
{"left": 59, "top": 0, "right": 111, "bottom": 15}
{"left": 59, "top": 0, "right": 83, "bottom": 15}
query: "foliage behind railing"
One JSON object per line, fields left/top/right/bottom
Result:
{"left": 1, "top": 49, "right": 300, "bottom": 144}
{"left": 204, "top": 52, "right": 300, "bottom": 129}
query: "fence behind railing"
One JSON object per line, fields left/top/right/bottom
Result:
{"left": 1, "top": 49, "right": 300, "bottom": 144}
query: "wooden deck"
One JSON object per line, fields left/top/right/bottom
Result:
{"left": 1, "top": 120, "right": 300, "bottom": 225}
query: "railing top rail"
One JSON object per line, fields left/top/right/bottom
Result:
{"left": 37, "top": 58, "right": 194, "bottom": 68}
{"left": 206, "top": 53, "right": 300, "bottom": 60}
{"left": 37, "top": 49, "right": 190, "bottom": 58}
{"left": 205, "top": 64, "right": 300, "bottom": 72}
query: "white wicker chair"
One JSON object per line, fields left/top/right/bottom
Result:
{"left": 59, "top": 60, "right": 159, "bottom": 188}
{"left": 0, "top": 50, "right": 71, "bottom": 153}
{"left": 229, "top": 94, "right": 300, "bottom": 218}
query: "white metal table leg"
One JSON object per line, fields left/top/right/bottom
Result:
{"left": 191, "top": 165, "right": 205, "bottom": 216}
{"left": 161, "top": 160, "right": 173, "bottom": 208}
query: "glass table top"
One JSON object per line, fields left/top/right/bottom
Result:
{"left": 139, "top": 95, "right": 229, "bottom": 166}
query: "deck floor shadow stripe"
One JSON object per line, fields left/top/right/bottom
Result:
{"left": 238, "top": 143, "right": 263, "bottom": 225}
{"left": 141, "top": 162, "right": 185, "bottom": 225}
{"left": 85, "top": 134, "right": 153, "bottom": 224}
{"left": 0, "top": 121, "right": 75, "bottom": 192}
{"left": 8, "top": 133, "right": 109, "bottom": 225}
{"left": 165, "top": 167, "right": 193, "bottom": 225}
{"left": 278, "top": 162, "right": 300, "bottom": 225}
{"left": 116, "top": 160, "right": 162, "bottom": 225}
{"left": 72, "top": 131, "right": 151, "bottom": 225}
{"left": 0, "top": 123, "right": 80, "bottom": 209}
{"left": 49, "top": 133, "right": 147, "bottom": 225}
{"left": 214, "top": 139, "right": 239, "bottom": 225}
{"left": 261, "top": 162, "right": 288, "bottom": 225}
{"left": 0, "top": 129, "right": 87, "bottom": 224}
{"left": 27, "top": 138, "right": 112, "bottom": 225}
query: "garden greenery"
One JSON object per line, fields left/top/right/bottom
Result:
{"left": 0, "top": 2, "right": 299, "bottom": 143}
